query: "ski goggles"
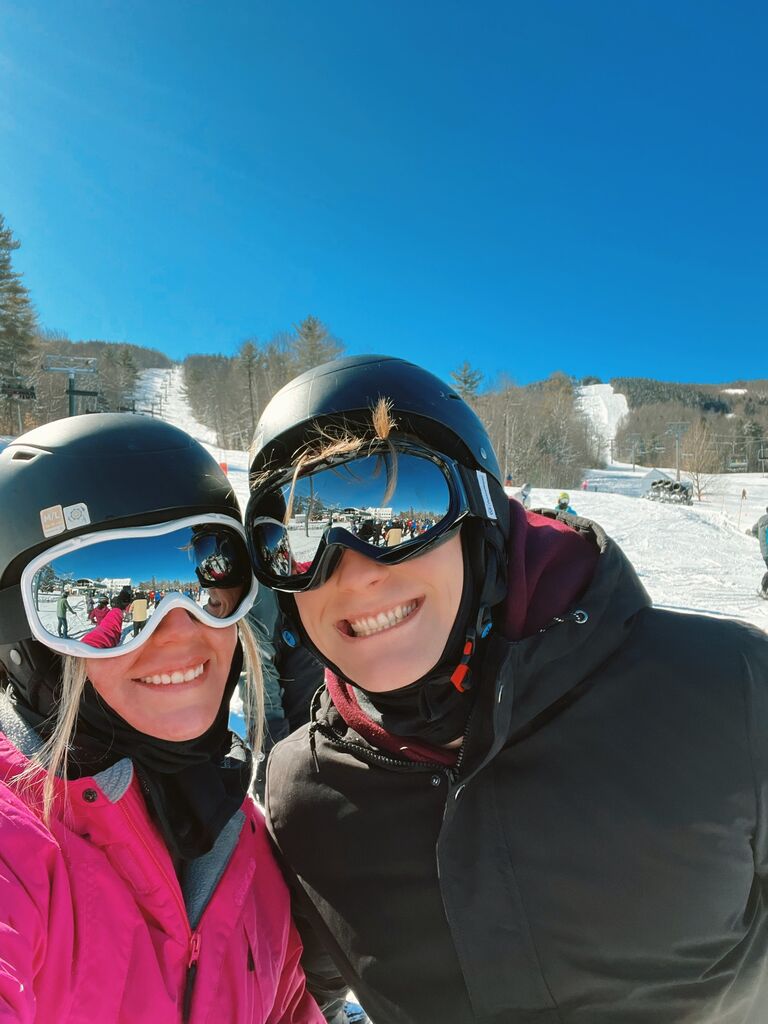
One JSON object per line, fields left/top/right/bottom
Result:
{"left": 245, "top": 441, "right": 498, "bottom": 592}
{"left": 18, "top": 514, "right": 258, "bottom": 659}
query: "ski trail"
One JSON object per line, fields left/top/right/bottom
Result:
{"left": 135, "top": 366, "right": 251, "bottom": 510}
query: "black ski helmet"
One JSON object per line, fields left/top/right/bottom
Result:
{"left": 247, "top": 355, "right": 510, "bottom": 688}
{"left": 0, "top": 413, "right": 241, "bottom": 694}
{"left": 249, "top": 353, "right": 504, "bottom": 488}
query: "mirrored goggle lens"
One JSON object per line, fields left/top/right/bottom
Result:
{"left": 251, "top": 452, "right": 454, "bottom": 580}
{"left": 27, "top": 525, "right": 252, "bottom": 651}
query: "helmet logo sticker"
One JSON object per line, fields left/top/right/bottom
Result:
{"left": 64, "top": 502, "right": 90, "bottom": 530}
{"left": 40, "top": 505, "right": 66, "bottom": 537}
{"left": 40, "top": 502, "right": 91, "bottom": 537}
{"left": 476, "top": 471, "right": 498, "bottom": 521}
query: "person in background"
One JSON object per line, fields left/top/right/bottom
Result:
{"left": 555, "top": 490, "right": 576, "bottom": 514}
{"left": 83, "top": 589, "right": 133, "bottom": 649}
{"left": 749, "top": 505, "right": 768, "bottom": 597}
{"left": 246, "top": 585, "right": 362, "bottom": 1024}
{"left": 248, "top": 587, "right": 324, "bottom": 805}
{"left": 0, "top": 414, "right": 323, "bottom": 1024}
{"left": 88, "top": 594, "right": 110, "bottom": 626}
{"left": 128, "top": 590, "right": 149, "bottom": 637}
{"left": 384, "top": 520, "right": 403, "bottom": 546}
{"left": 245, "top": 354, "right": 768, "bottom": 1024}
{"left": 57, "top": 589, "right": 75, "bottom": 638}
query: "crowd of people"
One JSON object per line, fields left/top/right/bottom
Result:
{"left": 0, "top": 355, "right": 767, "bottom": 1024}
{"left": 351, "top": 515, "right": 436, "bottom": 547}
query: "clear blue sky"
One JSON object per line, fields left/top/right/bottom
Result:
{"left": 2, "top": 1, "right": 766, "bottom": 386}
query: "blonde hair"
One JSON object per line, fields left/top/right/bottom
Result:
{"left": 278, "top": 397, "right": 400, "bottom": 520}
{"left": 16, "top": 619, "right": 264, "bottom": 824}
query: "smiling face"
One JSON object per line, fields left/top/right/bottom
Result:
{"left": 294, "top": 532, "right": 464, "bottom": 692}
{"left": 85, "top": 608, "right": 237, "bottom": 741}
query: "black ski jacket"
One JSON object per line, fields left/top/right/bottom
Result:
{"left": 267, "top": 515, "right": 768, "bottom": 1023}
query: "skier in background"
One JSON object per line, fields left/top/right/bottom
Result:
{"left": 749, "top": 506, "right": 768, "bottom": 597}
{"left": 57, "top": 589, "right": 75, "bottom": 638}
{"left": 88, "top": 595, "right": 110, "bottom": 625}
{"left": 128, "top": 590, "right": 150, "bottom": 636}
{"left": 556, "top": 490, "right": 576, "bottom": 514}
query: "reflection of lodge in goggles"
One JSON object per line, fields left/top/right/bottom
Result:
{"left": 18, "top": 515, "right": 257, "bottom": 659}
{"left": 245, "top": 442, "right": 498, "bottom": 592}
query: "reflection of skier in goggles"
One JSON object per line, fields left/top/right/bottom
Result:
{"left": 247, "top": 354, "right": 768, "bottom": 1024}
{"left": 0, "top": 413, "right": 322, "bottom": 1024}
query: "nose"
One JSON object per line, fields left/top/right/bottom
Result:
{"left": 333, "top": 548, "right": 390, "bottom": 591}
{"left": 152, "top": 606, "right": 201, "bottom": 643}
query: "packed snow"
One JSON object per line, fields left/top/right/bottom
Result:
{"left": 135, "top": 367, "right": 768, "bottom": 638}
{"left": 576, "top": 383, "right": 628, "bottom": 462}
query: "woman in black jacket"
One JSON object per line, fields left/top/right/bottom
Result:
{"left": 245, "top": 354, "right": 768, "bottom": 1024}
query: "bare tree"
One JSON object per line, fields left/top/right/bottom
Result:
{"left": 683, "top": 419, "right": 722, "bottom": 501}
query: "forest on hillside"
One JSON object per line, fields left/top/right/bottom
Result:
{"left": 182, "top": 337, "right": 605, "bottom": 489}
{"left": 611, "top": 377, "right": 768, "bottom": 475}
{"left": 3, "top": 211, "right": 767, "bottom": 488}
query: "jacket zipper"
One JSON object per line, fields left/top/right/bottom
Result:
{"left": 117, "top": 788, "right": 195, "bottom": 1015}
{"left": 183, "top": 931, "right": 201, "bottom": 1022}
{"left": 313, "top": 721, "right": 441, "bottom": 773}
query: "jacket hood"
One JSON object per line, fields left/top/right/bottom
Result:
{"left": 491, "top": 507, "right": 651, "bottom": 741}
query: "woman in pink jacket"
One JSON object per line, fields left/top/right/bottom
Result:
{"left": 0, "top": 414, "right": 323, "bottom": 1024}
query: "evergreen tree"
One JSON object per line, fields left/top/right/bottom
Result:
{"left": 450, "top": 361, "right": 483, "bottom": 399}
{"left": 293, "top": 315, "right": 343, "bottom": 374}
{"left": 239, "top": 339, "right": 261, "bottom": 434}
{"left": 0, "top": 214, "right": 40, "bottom": 431}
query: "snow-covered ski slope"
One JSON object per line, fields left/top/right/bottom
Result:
{"left": 135, "top": 367, "right": 251, "bottom": 510}
{"left": 138, "top": 367, "right": 768, "bottom": 632}
{"left": 576, "top": 383, "right": 628, "bottom": 461}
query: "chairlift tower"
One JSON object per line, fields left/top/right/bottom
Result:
{"left": 665, "top": 422, "right": 689, "bottom": 482}
{"left": 42, "top": 355, "right": 99, "bottom": 417}
{"left": 0, "top": 375, "right": 37, "bottom": 434}
{"left": 626, "top": 433, "right": 643, "bottom": 472}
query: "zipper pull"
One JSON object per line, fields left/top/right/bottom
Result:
{"left": 182, "top": 932, "right": 201, "bottom": 1022}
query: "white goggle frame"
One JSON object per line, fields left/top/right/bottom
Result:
{"left": 20, "top": 513, "right": 258, "bottom": 660}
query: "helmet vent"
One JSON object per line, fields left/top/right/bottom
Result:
{"left": 11, "top": 449, "right": 40, "bottom": 462}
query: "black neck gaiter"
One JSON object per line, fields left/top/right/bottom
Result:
{"left": 10, "top": 645, "right": 251, "bottom": 861}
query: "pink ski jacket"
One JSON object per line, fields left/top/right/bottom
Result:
{"left": 0, "top": 696, "right": 323, "bottom": 1024}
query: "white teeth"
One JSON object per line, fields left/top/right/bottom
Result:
{"left": 139, "top": 663, "right": 205, "bottom": 686}
{"left": 349, "top": 602, "right": 417, "bottom": 638}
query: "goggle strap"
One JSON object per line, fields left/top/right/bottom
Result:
{"left": 0, "top": 585, "right": 33, "bottom": 645}
{"left": 459, "top": 465, "right": 499, "bottom": 523}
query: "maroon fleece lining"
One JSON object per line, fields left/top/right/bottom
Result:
{"left": 326, "top": 503, "right": 599, "bottom": 765}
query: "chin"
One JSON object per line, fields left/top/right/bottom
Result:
{"left": 350, "top": 661, "right": 428, "bottom": 693}
{"left": 145, "top": 713, "right": 218, "bottom": 743}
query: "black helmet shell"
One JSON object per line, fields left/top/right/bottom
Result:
{"left": 0, "top": 413, "right": 240, "bottom": 588}
{"left": 249, "top": 354, "right": 501, "bottom": 482}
